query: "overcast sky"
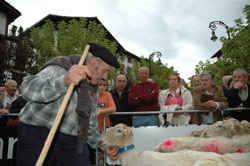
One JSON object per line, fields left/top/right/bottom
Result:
{"left": 7, "top": 0, "right": 249, "bottom": 81}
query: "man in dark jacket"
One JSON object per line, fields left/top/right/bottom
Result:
{"left": 110, "top": 74, "right": 132, "bottom": 126}
{"left": 228, "top": 68, "right": 250, "bottom": 122}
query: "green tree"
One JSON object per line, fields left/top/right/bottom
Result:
{"left": 0, "top": 30, "right": 36, "bottom": 85}
{"left": 137, "top": 55, "right": 176, "bottom": 90}
{"left": 221, "top": 5, "right": 250, "bottom": 74}
{"left": 30, "top": 19, "right": 118, "bottom": 71}
{"left": 194, "top": 5, "right": 250, "bottom": 85}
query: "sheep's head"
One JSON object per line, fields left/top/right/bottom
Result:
{"left": 241, "top": 120, "right": 250, "bottom": 134}
{"left": 190, "top": 130, "right": 203, "bottom": 137}
{"left": 99, "top": 123, "right": 133, "bottom": 149}
{"left": 200, "top": 121, "right": 234, "bottom": 138}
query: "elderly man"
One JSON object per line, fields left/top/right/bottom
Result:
{"left": 0, "top": 79, "right": 18, "bottom": 110}
{"left": 17, "top": 43, "right": 120, "bottom": 166}
{"left": 228, "top": 68, "right": 250, "bottom": 122}
{"left": 110, "top": 74, "right": 132, "bottom": 126}
{"left": 128, "top": 66, "right": 159, "bottom": 127}
{"left": 0, "top": 80, "right": 18, "bottom": 126}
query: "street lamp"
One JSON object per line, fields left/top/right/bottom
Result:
{"left": 148, "top": 51, "right": 162, "bottom": 77}
{"left": 208, "top": 21, "right": 231, "bottom": 42}
{"left": 148, "top": 53, "right": 153, "bottom": 77}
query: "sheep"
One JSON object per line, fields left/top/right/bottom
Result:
{"left": 200, "top": 120, "right": 238, "bottom": 138}
{"left": 100, "top": 123, "right": 250, "bottom": 166}
{"left": 189, "top": 119, "right": 237, "bottom": 138}
{"left": 200, "top": 119, "right": 248, "bottom": 138}
{"left": 155, "top": 135, "right": 250, "bottom": 154}
{"left": 193, "top": 153, "right": 250, "bottom": 166}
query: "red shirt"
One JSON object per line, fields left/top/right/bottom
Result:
{"left": 128, "top": 81, "right": 159, "bottom": 112}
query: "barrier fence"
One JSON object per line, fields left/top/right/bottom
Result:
{"left": 0, "top": 108, "right": 249, "bottom": 166}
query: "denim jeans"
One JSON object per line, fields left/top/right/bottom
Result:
{"left": 132, "top": 115, "right": 159, "bottom": 127}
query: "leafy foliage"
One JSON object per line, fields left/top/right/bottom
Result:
{"left": 0, "top": 34, "right": 36, "bottom": 86}
{"left": 30, "top": 19, "right": 118, "bottom": 69}
{"left": 194, "top": 5, "right": 250, "bottom": 86}
{"left": 138, "top": 55, "right": 176, "bottom": 90}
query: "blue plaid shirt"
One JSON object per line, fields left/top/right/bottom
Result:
{"left": 19, "top": 65, "right": 101, "bottom": 148}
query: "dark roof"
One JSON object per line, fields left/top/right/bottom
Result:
{"left": 0, "top": 0, "right": 21, "bottom": 24}
{"left": 122, "top": 50, "right": 140, "bottom": 61}
{"left": 28, "top": 14, "right": 140, "bottom": 59}
{"left": 211, "top": 49, "right": 222, "bottom": 59}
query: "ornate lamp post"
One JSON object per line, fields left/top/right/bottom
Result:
{"left": 148, "top": 51, "right": 162, "bottom": 77}
{"left": 148, "top": 53, "right": 153, "bottom": 77}
{"left": 208, "top": 21, "right": 231, "bottom": 42}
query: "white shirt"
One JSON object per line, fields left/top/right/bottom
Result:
{"left": 3, "top": 91, "right": 17, "bottom": 108}
{"left": 239, "top": 84, "right": 248, "bottom": 102}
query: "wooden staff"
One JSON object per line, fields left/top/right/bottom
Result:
{"left": 35, "top": 44, "right": 90, "bottom": 166}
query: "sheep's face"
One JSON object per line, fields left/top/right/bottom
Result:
{"left": 200, "top": 121, "right": 233, "bottom": 138}
{"left": 241, "top": 120, "right": 250, "bottom": 134}
{"left": 99, "top": 123, "right": 133, "bottom": 149}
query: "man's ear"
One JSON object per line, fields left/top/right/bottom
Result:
{"left": 87, "top": 57, "right": 100, "bottom": 70}
{"left": 244, "top": 75, "right": 249, "bottom": 83}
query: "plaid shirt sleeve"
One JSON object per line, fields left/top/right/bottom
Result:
{"left": 21, "top": 66, "right": 68, "bottom": 103}
{"left": 20, "top": 65, "right": 79, "bottom": 136}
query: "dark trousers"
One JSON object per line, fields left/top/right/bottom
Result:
{"left": 17, "top": 122, "right": 90, "bottom": 166}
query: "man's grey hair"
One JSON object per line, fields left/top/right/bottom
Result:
{"left": 5, "top": 79, "right": 17, "bottom": 87}
{"left": 222, "top": 75, "right": 232, "bottom": 83}
{"left": 233, "top": 68, "right": 248, "bottom": 77}
{"left": 83, "top": 52, "right": 102, "bottom": 65}
{"left": 200, "top": 70, "right": 214, "bottom": 80}
{"left": 138, "top": 66, "right": 149, "bottom": 74}
{"left": 192, "top": 75, "right": 199, "bottom": 80}
{"left": 222, "top": 76, "right": 227, "bottom": 83}
{"left": 115, "top": 74, "right": 127, "bottom": 82}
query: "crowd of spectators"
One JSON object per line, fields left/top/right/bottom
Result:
{"left": 93, "top": 67, "right": 249, "bottom": 131}
{"left": 1, "top": 67, "right": 249, "bottom": 128}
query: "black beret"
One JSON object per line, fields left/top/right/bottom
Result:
{"left": 88, "top": 43, "right": 120, "bottom": 68}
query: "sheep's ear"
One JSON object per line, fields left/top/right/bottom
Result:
{"left": 124, "top": 127, "right": 131, "bottom": 136}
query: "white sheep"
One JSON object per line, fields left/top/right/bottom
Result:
{"left": 241, "top": 120, "right": 250, "bottom": 134}
{"left": 189, "top": 118, "right": 244, "bottom": 138}
{"left": 155, "top": 135, "right": 250, "bottom": 154}
{"left": 199, "top": 119, "right": 249, "bottom": 138}
{"left": 100, "top": 123, "right": 250, "bottom": 166}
